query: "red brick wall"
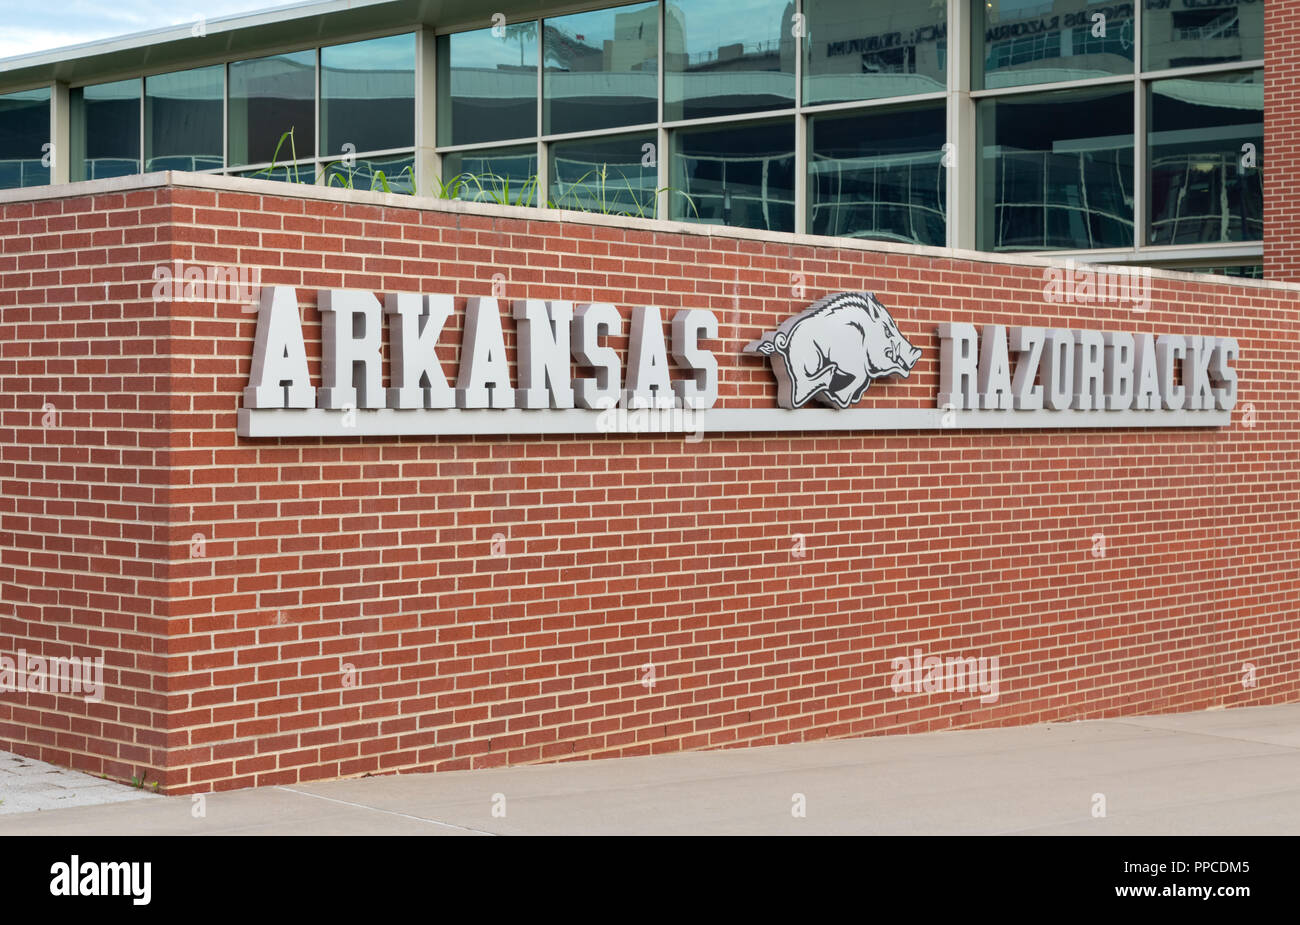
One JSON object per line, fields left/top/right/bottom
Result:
{"left": 3, "top": 178, "right": 1299, "bottom": 794}
{"left": 1265, "top": 0, "right": 1300, "bottom": 279}
{"left": 0, "top": 189, "right": 177, "bottom": 782}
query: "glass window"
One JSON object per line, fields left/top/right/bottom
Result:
{"left": 978, "top": 85, "right": 1134, "bottom": 250}
{"left": 441, "top": 146, "right": 539, "bottom": 205}
{"left": 324, "top": 154, "right": 416, "bottom": 194}
{"left": 146, "top": 66, "right": 224, "bottom": 172}
{"left": 803, "top": 0, "right": 947, "bottom": 106}
{"left": 1144, "top": 0, "right": 1265, "bottom": 72}
{"left": 71, "top": 79, "right": 141, "bottom": 181}
{"left": 809, "top": 103, "right": 946, "bottom": 247}
{"left": 550, "top": 132, "right": 659, "bottom": 216}
{"left": 321, "top": 34, "right": 415, "bottom": 159}
{"left": 0, "top": 87, "right": 51, "bottom": 189}
{"left": 237, "top": 163, "right": 315, "bottom": 183}
{"left": 1148, "top": 69, "right": 1263, "bottom": 246}
{"left": 544, "top": 2, "right": 658, "bottom": 135}
{"left": 665, "top": 0, "right": 795, "bottom": 121}
{"left": 228, "top": 50, "right": 317, "bottom": 168}
{"left": 1185, "top": 264, "right": 1263, "bottom": 279}
{"left": 438, "top": 24, "right": 538, "bottom": 146}
{"left": 976, "top": 0, "right": 1135, "bottom": 90}
{"left": 670, "top": 118, "right": 795, "bottom": 231}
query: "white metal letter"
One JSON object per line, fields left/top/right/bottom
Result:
{"left": 319, "top": 289, "right": 384, "bottom": 409}
{"left": 625, "top": 306, "right": 675, "bottom": 409}
{"left": 456, "top": 297, "right": 515, "bottom": 408}
{"left": 572, "top": 303, "right": 623, "bottom": 409}
{"left": 243, "top": 286, "right": 316, "bottom": 409}
{"left": 671, "top": 309, "right": 718, "bottom": 410}
{"left": 514, "top": 299, "right": 575, "bottom": 409}
{"left": 385, "top": 292, "right": 455, "bottom": 409}
{"left": 937, "top": 322, "right": 979, "bottom": 411}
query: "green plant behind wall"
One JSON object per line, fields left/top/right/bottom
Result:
{"left": 254, "top": 129, "right": 697, "bottom": 220}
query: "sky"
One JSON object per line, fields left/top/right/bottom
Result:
{"left": 0, "top": 0, "right": 305, "bottom": 59}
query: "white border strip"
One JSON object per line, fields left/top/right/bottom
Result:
{"left": 238, "top": 407, "right": 1232, "bottom": 437}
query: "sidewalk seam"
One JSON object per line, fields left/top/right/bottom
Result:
{"left": 275, "top": 786, "right": 497, "bottom": 835}
{"left": 1104, "top": 719, "right": 1300, "bottom": 751}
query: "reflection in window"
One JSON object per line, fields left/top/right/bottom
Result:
{"left": 1148, "top": 70, "right": 1262, "bottom": 246}
{"left": 324, "top": 154, "right": 416, "bottom": 194}
{"left": 664, "top": 0, "right": 795, "bottom": 121}
{"left": 71, "top": 79, "right": 141, "bottom": 181}
{"left": 1186, "top": 264, "right": 1264, "bottom": 279}
{"left": 809, "top": 103, "right": 946, "bottom": 246}
{"left": 1144, "top": 0, "right": 1264, "bottom": 72}
{"left": 976, "top": 0, "right": 1134, "bottom": 90}
{"left": 321, "top": 34, "right": 416, "bottom": 159}
{"left": 441, "top": 146, "right": 539, "bottom": 206}
{"left": 439, "top": 24, "right": 538, "bottom": 146}
{"left": 0, "top": 88, "right": 51, "bottom": 189}
{"left": 550, "top": 133, "right": 658, "bottom": 216}
{"left": 229, "top": 51, "right": 317, "bottom": 167}
{"left": 803, "top": 0, "right": 946, "bottom": 106}
{"left": 146, "top": 66, "right": 224, "bottom": 172}
{"left": 544, "top": 3, "right": 658, "bottom": 135}
{"left": 978, "top": 85, "right": 1134, "bottom": 251}
{"left": 237, "top": 163, "right": 316, "bottom": 183}
{"left": 671, "top": 119, "right": 795, "bottom": 231}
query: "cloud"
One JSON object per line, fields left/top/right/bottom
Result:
{"left": 0, "top": 0, "right": 304, "bottom": 59}
{"left": 0, "top": 26, "right": 97, "bottom": 61}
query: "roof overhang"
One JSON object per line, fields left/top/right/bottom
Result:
{"left": 0, "top": 0, "right": 589, "bottom": 91}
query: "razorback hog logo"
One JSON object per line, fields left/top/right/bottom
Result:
{"left": 745, "top": 292, "right": 922, "bottom": 409}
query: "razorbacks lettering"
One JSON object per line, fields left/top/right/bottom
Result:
{"left": 937, "top": 324, "right": 1238, "bottom": 413}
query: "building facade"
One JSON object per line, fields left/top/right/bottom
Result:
{"left": 0, "top": 1, "right": 1272, "bottom": 273}
{"left": 0, "top": 0, "right": 1297, "bottom": 794}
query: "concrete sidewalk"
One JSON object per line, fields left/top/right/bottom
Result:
{"left": 2, "top": 703, "right": 1299, "bottom": 835}
{"left": 0, "top": 751, "right": 161, "bottom": 816}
